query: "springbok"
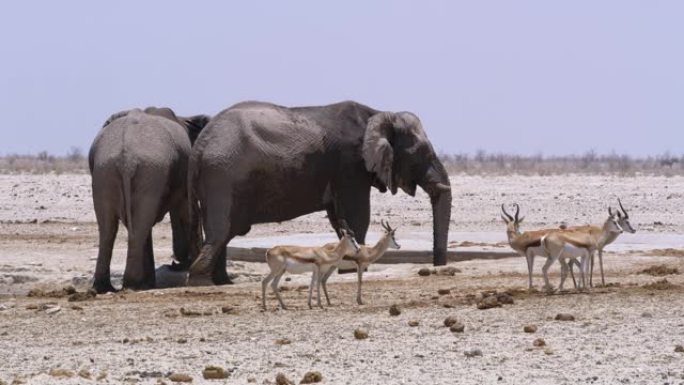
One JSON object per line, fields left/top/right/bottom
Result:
{"left": 566, "top": 199, "right": 636, "bottom": 287}
{"left": 261, "top": 228, "right": 360, "bottom": 310}
{"left": 541, "top": 208, "right": 623, "bottom": 292}
{"left": 501, "top": 203, "right": 568, "bottom": 289}
{"left": 320, "top": 220, "right": 401, "bottom": 305}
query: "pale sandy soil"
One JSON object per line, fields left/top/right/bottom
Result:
{"left": 1, "top": 174, "right": 684, "bottom": 384}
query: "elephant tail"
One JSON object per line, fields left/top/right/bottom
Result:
{"left": 187, "top": 151, "right": 203, "bottom": 261}
{"left": 121, "top": 168, "right": 135, "bottom": 234}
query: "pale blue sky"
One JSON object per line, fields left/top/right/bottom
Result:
{"left": 0, "top": 1, "right": 682, "bottom": 156}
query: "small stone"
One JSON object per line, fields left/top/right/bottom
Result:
{"left": 449, "top": 323, "right": 465, "bottom": 333}
{"left": 477, "top": 296, "right": 501, "bottom": 310}
{"left": 417, "top": 268, "right": 431, "bottom": 277}
{"left": 275, "top": 373, "right": 293, "bottom": 385}
{"left": 179, "top": 307, "right": 201, "bottom": 317}
{"left": 168, "top": 373, "right": 193, "bottom": 382}
{"left": 675, "top": 345, "right": 684, "bottom": 353}
{"left": 437, "top": 288, "right": 451, "bottom": 295}
{"left": 177, "top": 338, "right": 187, "bottom": 344}
{"left": 533, "top": 338, "right": 546, "bottom": 347}
{"left": 299, "top": 371, "right": 323, "bottom": 384}
{"left": 443, "top": 316, "right": 459, "bottom": 327}
{"left": 221, "top": 306, "right": 235, "bottom": 314}
{"left": 555, "top": 313, "right": 575, "bottom": 321}
{"left": 96, "top": 371, "right": 108, "bottom": 380}
{"left": 641, "top": 312, "right": 653, "bottom": 318}
{"left": 354, "top": 328, "right": 368, "bottom": 340}
{"left": 275, "top": 338, "right": 291, "bottom": 345}
{"left": 202, "top": 365, "right": 229, "bottom": 379}
{"left": 523, "top": 325, "right": 538, "bottom": 333}
{"left": 389, "top": 304, "right": 401, "bottom": 316}
{"left": 464, "top": 348, "right": 482, "bottom": 358}
{"left": 49, "top": 368, "right": 74, "bottom": 378}
{"left": 543, "top": 347, "right": 554, "bottom": 355}
{"left": 247, "top": 377, "right": 256, "bottom": 383}
{"left": 408, "top": 320, "right": 419, "bottom": 327}
{"left": 45, "top": 306, "right": 61, "bottom": 315}
{"left": 78, "top": 368, "right": 91, "bottom": 379}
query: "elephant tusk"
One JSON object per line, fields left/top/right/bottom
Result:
{"left": 435, "top": 183, "right": 451, "bottom": 192}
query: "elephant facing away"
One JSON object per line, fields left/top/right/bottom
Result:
{"left": 89, "top": 106, "right": 210, "bottom": 293}
{"left": 188, "top": 100, "right": 452, "bottom": 285}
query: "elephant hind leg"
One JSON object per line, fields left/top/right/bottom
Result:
{"left": 122, "top": 191, "right": 162, "bottom": 291}
{"left": 188, "top": 192, "right": 233, "bottom": 286}
{"left": 93, "top": 205, "right": 119, "bottom": 294}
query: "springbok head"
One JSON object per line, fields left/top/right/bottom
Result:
{"left": 380, "top": 219, "right": 401, "bottom": 250}
{"left": 605, "top": 207, "right": 624, "bottom": 235}
{"left": 501, "top": 203, "right": 525, "bottom": 234}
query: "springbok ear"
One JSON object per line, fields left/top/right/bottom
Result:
{"left": 518, "top": 216, "right": 525, "bottom": 224}
{"left": 501, "top": 214, "right": 509, "bottom": 224}
{"left": 362, "top": 112, "right": 395, "bottom": 193}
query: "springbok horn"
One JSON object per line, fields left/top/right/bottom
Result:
{"left": 501, "top": 204, "right": 513, "bottom": 222}
{"left": 381, "top": 219, "right": 388, "bottom": 231}
{"left": 608, "top": 207, "right": 614, "bottom": 217}
{"left": 513, "top": 203, "right": 520, "bottom": 223}
{"left": 618, "top": 198, "right": 629, "bottom": 218}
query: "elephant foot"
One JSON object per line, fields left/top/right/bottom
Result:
{"left": 186, "top": 273, "right": 214, "bottom": 287}
{"left": 169, "top": 260, "right": 190, "bottom": 272}
{"left": 122, "top": 278, "right": 155, "bottom": 291}
{"left": 92, "top": 281, "right": 117, "bottom": 294}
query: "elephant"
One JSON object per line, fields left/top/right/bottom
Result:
{"left": 187, "top": 100, "right": 452, "bottom": 285}
{"left": 89, "top": 106, "right": 210, "bottom": 293}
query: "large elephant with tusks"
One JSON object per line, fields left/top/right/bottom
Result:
{"left": 89, "top": 107, "right": 210, "bottom": 293}
{"left": 188, "top": 101, "right": 452, "bottom": 285}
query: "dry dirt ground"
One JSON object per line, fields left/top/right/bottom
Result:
{"left": 1, "top": 174, "right": 684, "bottom": 384}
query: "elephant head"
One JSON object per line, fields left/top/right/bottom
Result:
{"left": 362, "top": 111, "right": 452, "bottom": 265}
{"left": 179, "top": 114, "right": 211, "bottom": 145}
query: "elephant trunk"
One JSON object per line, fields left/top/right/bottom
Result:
{"left": 420, "top": 161, "right": 452, "bottom": 266}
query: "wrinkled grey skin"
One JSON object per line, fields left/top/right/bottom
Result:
{"left": 89, "top": 107, "right": 210, "bottom": 293}
{"left": 188, "top": 101, "right": 452, "bottom": 285}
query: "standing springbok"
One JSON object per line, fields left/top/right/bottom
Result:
{"left": 502, "top": 203, "right": 568, "bottom": 289}
{"left": 566, "top": 199, "right": 636, "bottom": 287}
{"left": 261, "top": 228, "right": 360, "bottom": 310}
{"left": 541, "top": 208, "right": 623, "bottom": 292}
{"left": 319, "top": 220, "right": 401, "bottom": 305}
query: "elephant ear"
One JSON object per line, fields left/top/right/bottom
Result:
{"left": 362, "top": 112, "right": 395, "bottom": 193}
{"left": 102, "top": 109, "right": 135, "bottom": 128}
{"left": 181, "top": 114, "right": 211, "bottom": 145}
{"left": 362, "top": 111, "right": 431, "bottom": 195}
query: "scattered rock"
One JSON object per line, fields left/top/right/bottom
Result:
{"left": 177, "top": 338, "right": 187, "bottom": 344}
{"left": 533, "top": 338, "right": 546, "bottom": 347}
{"left": 638, "top": 265, "right": 680, "bottom": 276}
{"left": 641, "top": 312, "right": 653, "bottom": 318}
{"left": 436, "top": 266, "right": 461, "bottom": 276}
{"left": 543, "top": 347, "right": 554, "bottom": 355}
{"left": 675, "top": 345, "right": 684, "bottom": 353}
{"left": 354, "top": 328, "right": 368, "bottom": 340}
{"left": 70, "top": 305, "right": 84, "bottom": 311}
{"left": 477, "top": 296, "right": 501, "bottom": 310}
{"left": 449, "top": 323, "right": 465, "bottom": 333}
{"left": 49, "top": 368, "right": 74, "bottom": 378}
{"left": 523, "top": 325, "right": 538, "bottom": 333}
{"left": 168, "top": 373, "right": 193, "bottom": 382}
{"left": 275, "top": 373, "right": 294, "bottom": 385}
{"left": 496, "top": 292, "right": 514, "bottom": 305}
{"left": 555, "top": 313, "right": 575, "bottom": 321}
{"left": 643, "top": 279, "right": 677, "bottom": 290}
{"left": 299, "top": 371, "right": 323, "bottom": 384}
{"left": 437, "top": 288, "right": 451, "bottom": 295}
{"left": 68, "top": 289, "right": 96, "bottom": 302}
{"left": 202, "top": 366, "right": 229, "bottom": 380}
{"left": 179, "top": 307, "right": 201, "bottom": 317}
{"left": 275, "top": 338, "right": 291, "bottom": 345}
{"left": 96, "top": 371, "right": 108, "bottom": 380}
{"left": 417, "top": 268, "right": 431, "bottom": 277}
{"left": 464, "top": 348, "right": 482, "bottom": 358}
{"left": 443, "top": 316, "right": 459, "bottom": 327}
{"left": 408, "top": 320, "right": 419, "bottom": 327}
{"left": 388, "top": 304, "right": 401, "bottom": 316}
